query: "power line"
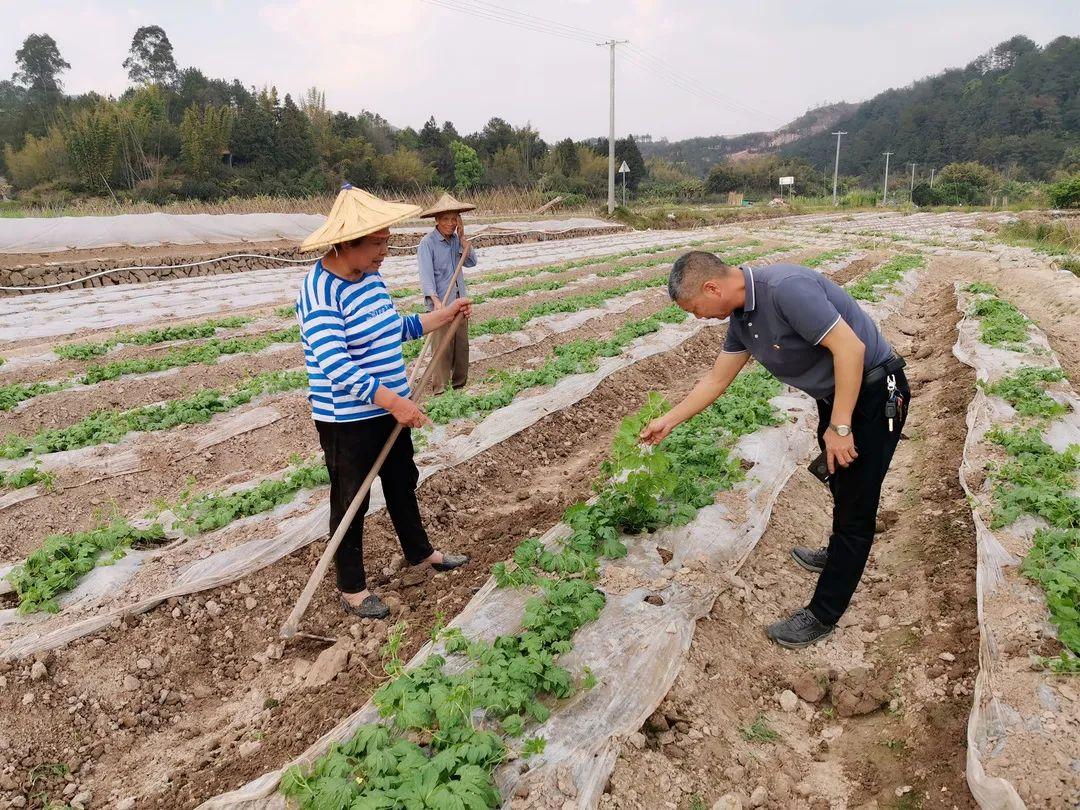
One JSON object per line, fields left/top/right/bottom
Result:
{"left": 463, "top": 0, "right": 609, "bottom": 40}
{"left": 623, "top": 45, "right": 783, "bottom": 123}
{"left": 419, "top": 0, "right": 598, "bottom": 44}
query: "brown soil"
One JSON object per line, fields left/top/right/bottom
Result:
{"left": 0, "top": 322, "right": 732, "bottom": 809}
{"left": 830, "top": 252, "right": 891, "bottom": 286}
{"left": 602, "top": 258, "right": 982, "bottom": 810}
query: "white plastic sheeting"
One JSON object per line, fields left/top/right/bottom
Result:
{"left": 953, "top": 284, "right": 1080, "bottom": 810}
{"left": 0, "top": 316, "right": 709, "bottom": 660}
{"left": 197, "top": 263, "right": 924, "bottom": 810}
{"left": 0, "top": 214, "right": 620, "bottom": 255}
{"left": 1, "top": 227, "right": 734, "bottom": 344}
{"left": 0, "top": 212, "right": 326, "bottom": 254}
{"left": 196, "top": 390, "right": 818, "bottom": 810}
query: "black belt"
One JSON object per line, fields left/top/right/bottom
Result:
{"left": 863, "top": 355, "right": 906, "bottom": 386}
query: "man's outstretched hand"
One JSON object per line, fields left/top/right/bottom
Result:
{"left": 639, "top": 416, "right": 674, "bottom": 445}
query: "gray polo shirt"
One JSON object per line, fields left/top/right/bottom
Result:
{"left": 722, "top": 264, "right": 893, "bottom": 400}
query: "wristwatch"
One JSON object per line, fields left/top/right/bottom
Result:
{"left": 829, "top": 423, "right": 852, "bottom": 437}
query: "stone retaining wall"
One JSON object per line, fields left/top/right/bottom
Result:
{"left": 0, "top": 225, "right": 627, "bottom": 296}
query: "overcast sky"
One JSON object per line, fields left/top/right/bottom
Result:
{"left": 3, "top": 0, "right": 1077, "bottom": 141}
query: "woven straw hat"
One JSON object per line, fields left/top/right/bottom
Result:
{"left": 419, "top": 192, "right": 477, "bottom": 218}
{"left": 300, "top": 184, "right": 422, "bottom": 252}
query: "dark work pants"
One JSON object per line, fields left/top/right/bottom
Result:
{"left": 808, "top": 370, "right": 910, "bottom": 625}
{"left": 316, "top": 416, "right": 434, "bottom": 593}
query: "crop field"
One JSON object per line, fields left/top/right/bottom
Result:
{"left": 0, "top": 210, "right": 1077, "bottom": 810}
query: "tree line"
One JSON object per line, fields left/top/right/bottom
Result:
{"left": 1, "top": 29, "right": 1076, "bottom": 209}
{"left": 0, "top": 27, "right": 664, "bottom": 206}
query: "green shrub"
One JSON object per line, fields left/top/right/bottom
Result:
{"left": 1048, "top": 175, "right": 1080, "bottom": 209}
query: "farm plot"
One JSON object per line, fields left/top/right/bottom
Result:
{"left": 0, "top": 227, "right": 869, "bottom": 806}
{"left": 952, "top": 284, "right": 1080, "bottom": 808}
{"left": 3, "top": 212, "right": 1027, "bottom": 810}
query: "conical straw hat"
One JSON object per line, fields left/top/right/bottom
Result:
{"left": 301, "top": 184, "right": 422, "bottom": 252}
{"left": 419, "top": 192, "right": 477, "bottom": 218}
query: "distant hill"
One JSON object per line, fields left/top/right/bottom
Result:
{"left": 640, "top": 35, "right": 1080, "bottom": 181}
{"left": 638, "top": 102, "right": 857, "bottom": 176}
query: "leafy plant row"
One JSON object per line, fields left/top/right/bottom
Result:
{"left": 281, "top": 367, "right": 784, "bottom": 809}
{"left": 986, "top": 424, "right": 1080, "bottom": 669}
{"left": 0, "top": 464, "right": 54, "bottom": 492}
{"left": 968, "top": 295, "right": 1079, "bottom": 672}
{"left": 0, "top": 370, "right": 307, "bottom": 460}
{"left": 425, "top": 307, "right": 688, "bottom": 425}
{"left": 53, "top": 316, "right": 254, "bottom": 360}
{"left": 0, "top": 380, "right": 69, "bottom": 412}
{"left": 5, "top": 457, "right": 329, "bottom": 613}
{"left": 981, "top": 366, "right": 1068, "bottom": 419}
{"left": 382, "top": 238, "right": 731, "bottom": 301}
{"left": 803, "top": 248, "right": 850, "bottom": 268}
{"left": 78, "top": 326, "right": 301, "bottom": 384}
{"left": 962, "top": 284, "right": 1032, "bottom": 349}
{"left": 846, "top": 254, "right": 925, "bottom": 301}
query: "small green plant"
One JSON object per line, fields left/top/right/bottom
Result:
{"left": 804, "top": 248, "right": 849, "bottom": 268}
{"left": 981, "top": 367, "right": 1068, "bottom": 419}
{"left": 846, "top": 254, "right": 925, "bottom": 302}
{"left": 1059, "top": 257, "right": 1080, "bottom": 278}
{"left": 739, "top": 714, "right": 779, "bottom": 743}
{"left": 7, "top": 520, "right": 167, "bottom": 613}
{"left": 0, "top": 464, "right": 55, "bottom": 491}
{"left": 276, "top": 304, "right": 297, "bottom": 318}
{"left": 0, "top": 380, "right": 68, "bottom": 411}
{"left": 968, "top": 296, "right": 1030, "bottom": 348}
{"left": 963, "top": 282, "right": 998, "bottom": 295}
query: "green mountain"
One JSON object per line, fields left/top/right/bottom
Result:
{"left": 641, "top": 35, "right": 1080, "bottom": 181}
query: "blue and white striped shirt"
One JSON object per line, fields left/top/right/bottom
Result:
{"left": 297, "top": 260, "right": 424, "bottom": 422}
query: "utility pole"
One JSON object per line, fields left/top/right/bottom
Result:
{"left": 929, "top": 167, "right": 936, "bottom": 188}
{"left": 907, "top": 162, "right": 916, "bottom": 199}
{"left": 831, "top": 131, "right": 847, "bottom": 206}
{"left": 881, "top": 151, "right": 893, "bottom": 206}
{"left": 597, "top": 39, "right": 629, "bottom": 215}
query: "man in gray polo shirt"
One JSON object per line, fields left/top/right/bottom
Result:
{"left": 640, "top": 252, "right": 910, "bottom": 647}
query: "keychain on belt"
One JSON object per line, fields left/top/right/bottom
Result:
{"left": 885, "top": 374, "right": 903, "bottom": 432}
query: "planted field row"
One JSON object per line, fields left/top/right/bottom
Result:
{"left": 0, "top": 240, "right": 766, "bottom": 404}
{"left": 953, "top": 282, "right": 1080, "bottom": 808}
{"left": 2, "top": 308, "right": 695, "bottom": 612}
{"left": 845, "top": 253, "right": 925, "bottom": 301}
{"left": 0, "top": 311, "right": 713, "bottom": 663}
{"left": 215, "top": 368, "right": 788, "bottom": 810}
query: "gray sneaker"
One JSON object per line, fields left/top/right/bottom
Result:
{"left": 791, "top": 546, "right": 828, "bottom": 573}
{"left": 766, "top": 608, "right": 835, "bottom": 648}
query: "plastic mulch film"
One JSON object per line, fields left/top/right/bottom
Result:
{"left": 188, "top": 255, "right": 926, "bottom": 810}
{"left": 0, "top": 317, "right": 707, "bottom": 660}
{"left": 0, "top": 215, "right": 620, "bottom": 255}
{"left": 952, "top": 283, "right": 1080, "bottom": 810}
{"left": 1, "top": 228, "right": 726, "bottom": 343}
{"left": 195, "top": 388, "right": 818, "bottom": 810}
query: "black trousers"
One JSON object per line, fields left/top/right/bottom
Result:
{"left": 808, "top": 370, "right": 910, "bottom": 625}
{"left": 316, "top": 416, "right": 434, "bottom": 593}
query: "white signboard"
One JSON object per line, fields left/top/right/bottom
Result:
{"left": 779, "top": 176, "right": 795, "bottom": 186}
{"left": 618, "top": 161, "right": 630, "bottom": 174}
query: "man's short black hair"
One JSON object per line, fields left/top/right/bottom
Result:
{"left": 668, "top": 251, "right": 736, "bottom": 301}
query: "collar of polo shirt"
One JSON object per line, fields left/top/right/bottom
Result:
{"left": 739, "top": 265, "right": 756, "bottom": 313}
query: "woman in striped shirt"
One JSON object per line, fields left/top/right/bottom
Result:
{"left": 298, "top": 211, "right": 472, "bottom": 619}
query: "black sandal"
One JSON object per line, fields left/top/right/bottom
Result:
{"left": 431, "top": 552, "right": 469, "bottom": 572}
{"left": 339, "top": 593, "right": 390, "bottom": 619}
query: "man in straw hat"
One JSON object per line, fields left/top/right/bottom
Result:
{"left": 417, "top": 192, "right": 478, "bottom": 395}
{"left": 296, "top": 184, "right": 471, "bottom": 619}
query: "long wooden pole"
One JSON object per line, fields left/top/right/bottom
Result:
{"left": 281, "top": 239, "right": 471, "bottom": 639}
